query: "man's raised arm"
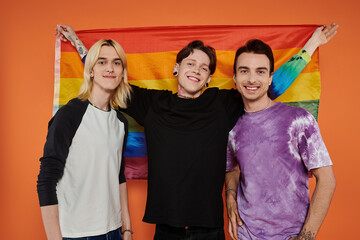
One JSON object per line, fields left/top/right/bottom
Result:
{"left": 270, "top": 22, "right": 338, "bottom": 99}
{"left": 56, "top": 24, "right": 88, "bottom": 60}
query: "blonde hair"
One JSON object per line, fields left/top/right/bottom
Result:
{"left": 78, "top": 39, "right": 132, "bottom": 109}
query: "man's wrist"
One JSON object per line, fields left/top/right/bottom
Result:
{"left": 302, "top": 37, "right": 318, "bottom": 57}
{"left": 72, "top": 39, "right": 88, "bottom": 59}
{"left": 292, "top": 228, "right": 315, "bottom": 240}
{"left": 225, "top": 188, "right": 237, "bottom": 194}
{"left": 122, "top": 229, "right": 134, "bottom": 235}
{"left": 225, "top": 188, "right": 237, "bottom": 198}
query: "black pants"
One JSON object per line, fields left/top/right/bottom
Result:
{"left": 154, "top": 224, "right": 225, "bottom": 240}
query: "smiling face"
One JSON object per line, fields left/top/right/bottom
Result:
{"left": 90, "top": 45, "right": 124, "bottom": 94}
{"left": 174, "top": 49, "right": 212, "bottom": 98}
{"left": 233, "top": 52, "right": 273, "bottom": 104}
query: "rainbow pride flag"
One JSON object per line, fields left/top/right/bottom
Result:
{"left": 54, "top": 25, "right": 321, "bottom": 179}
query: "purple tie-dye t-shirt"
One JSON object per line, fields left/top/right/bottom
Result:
{"left": 226, "top": 102, "right": 332, "bottom": 240}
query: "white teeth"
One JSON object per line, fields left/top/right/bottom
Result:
{"left": 246, "top": 87, "right": 257, "bottom": 90}
{"left": 188, "top": 76, "right": 199, "bottom": 81}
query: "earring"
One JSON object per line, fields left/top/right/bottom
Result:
{"left": 205, "top": 83, "right": 209, "bottom": 87}
{"left": 173, "top": 71, "right": 178, "bottom": 76}
{"left": 90, "top": 76, "right": 94, "bottom": 80}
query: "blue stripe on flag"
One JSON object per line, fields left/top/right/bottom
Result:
{"left": 124, "top": 132, "right": 147, "bottom": 157}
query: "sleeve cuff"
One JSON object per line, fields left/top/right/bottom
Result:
{"left": 38, "top": 191, "right": 59, "bottom": 207}
{"left": 298, "top": 49, "right": 311, "bottom": 63}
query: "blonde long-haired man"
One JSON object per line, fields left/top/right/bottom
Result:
{"left": 37, "top": 39, "right": 133, "bottom": 240}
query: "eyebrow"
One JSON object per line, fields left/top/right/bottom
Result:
{"left": 256, "top": 67, "right": 268, "bottom": 71}
{"left": 97, "top": 57, "right": 122, "bottom": 61}
{"left": 238, "top": 66, "right": 249, "bottom": 69}
{"left": 237, "top": 66, "right": 268, "bottom": 71}
{"left": 186, "top": 58, "right": 209, "bottom": 66}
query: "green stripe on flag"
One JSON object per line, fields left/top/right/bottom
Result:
{"left": 284, "top": 99, "right": 320, "bottom": 120}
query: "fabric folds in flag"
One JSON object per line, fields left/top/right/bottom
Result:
{"left": 54, "top": 25, "right": 321, "bottom": 179}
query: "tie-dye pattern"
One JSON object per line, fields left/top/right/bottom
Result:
{"left": 270, "top": 50, "right": 311, "bottom": 98}
{"left": 226, "top": 102, "right": 332, "bottom": 240}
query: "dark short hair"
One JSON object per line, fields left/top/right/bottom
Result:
{"left": 176, "top": 40, "right": 217, "bottom": 75}
{"left": 233, "top": 39, "right": 274, "bottom": 75}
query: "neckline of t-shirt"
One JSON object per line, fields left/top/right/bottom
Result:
{"left": 88, "top": 100, "right": 112, "bottom": 113}
{"left": 174, "top": 88, "right": 211, "bottom": 101}
{"left": 245, "top": 101, "right": 281, "bottom": 116}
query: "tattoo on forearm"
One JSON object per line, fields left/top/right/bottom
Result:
{"left": 293, "top": 228, "right": 315, "bottom": 240}
{"left": 72, "top": 39, "right": 87, "bottom": 57}
{"left": 68, "top": 35, "right": 75, "bottom": 45}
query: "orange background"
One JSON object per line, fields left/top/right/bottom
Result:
{"left": 1, "top": 0, "right": 359, "bottom": 239}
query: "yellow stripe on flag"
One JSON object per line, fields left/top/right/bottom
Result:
{"left": 59, "top": 78, "right": 84, "bottom": 105}
{"left": 275, "top": 72, "right": 321, "bottom": 102}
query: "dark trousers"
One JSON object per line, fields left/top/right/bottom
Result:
{"left": 154, "top": 224, "right": 225, "bottom": 240}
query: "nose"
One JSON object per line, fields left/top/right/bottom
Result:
{"left": 192, "top": 66, "right": 200, "bottom": 74}
{"left": 106, "top": 63, "right": 114, "bottom": 73}
{"left": 248, "top": 72, "right": 256, "bottom": 83}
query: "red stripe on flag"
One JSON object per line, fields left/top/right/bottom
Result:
{"left": 61, "top": 25, "right": 320, "bottom": 54}
{"left": 124, "top": 157, "right": 148, "bottom": 179}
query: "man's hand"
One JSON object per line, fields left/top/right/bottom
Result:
{"left": 225, "top": 167, "right": 241, "bottom": 240}
{"left": 303, "top": 22, "right": 339, "bottom": 56}
{"left": 123, "top": 231, "right": 133, "bottom": 240}
{"left": 55, "top": 24, "right": 88, "bottom": 59}
{"left": 55, "top": 25, "right": 78, "bottom": 46}
{"left": 312, "top": 22, "right": 338, "bottom": 47}
{"left": 226, "top": 190, "right": 243, "bottom": 240}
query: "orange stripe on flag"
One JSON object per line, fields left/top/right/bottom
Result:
{"left": 60, "top": 49, "right": 319, "bottom": 81}
{"left": 60, "top": 52, "right": 84, "bottom": 78}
